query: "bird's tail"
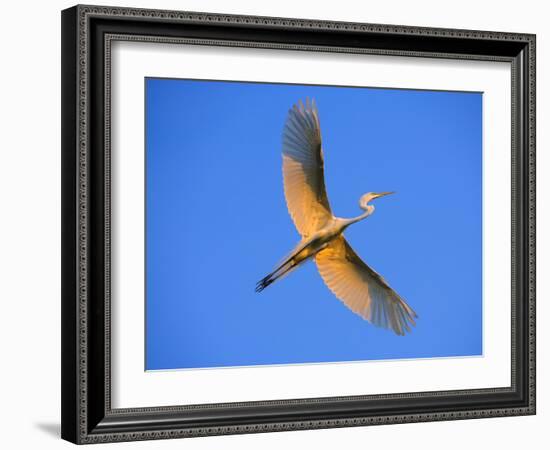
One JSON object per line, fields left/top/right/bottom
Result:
{"left": 255, "top": 258, "right": 299, "bottom": 293}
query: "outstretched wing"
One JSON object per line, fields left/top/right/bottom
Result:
{"left": 315, "top": 235, "right": 417, "bottom": 335}
{"left": 282, "top": 98, "right": 333, "bottom": 238}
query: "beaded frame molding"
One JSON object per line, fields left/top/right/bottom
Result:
{"left": 61, "top": 4, "right": 536, "bottom": 444}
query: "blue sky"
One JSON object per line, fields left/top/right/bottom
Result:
{"left": 145, "top": 78, "right": 482, "bottom": 370}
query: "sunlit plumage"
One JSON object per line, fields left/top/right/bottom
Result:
{"left": 256, "top": 98, "right": 417, "bottom": 335}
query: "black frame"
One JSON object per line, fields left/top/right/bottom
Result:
{"left": 61, "top": 4, "right": 536, "bottom": 444}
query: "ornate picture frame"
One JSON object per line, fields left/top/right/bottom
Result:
{"left": 61, "top": 4, "right": 535, "bottom": 444}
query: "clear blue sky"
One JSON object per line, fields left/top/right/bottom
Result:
{"left": 145, "top": 78, "right": 482, "bottom": 370}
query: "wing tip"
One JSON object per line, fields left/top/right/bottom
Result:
{"left": 291, "top": 98, "right": 318, "bottom": 114}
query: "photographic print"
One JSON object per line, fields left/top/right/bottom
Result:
{"left": 145, "top": 78, "right": 482, "bottom": 371}
{"left": 62, "top": 7, "right": 535, "bottom": 442}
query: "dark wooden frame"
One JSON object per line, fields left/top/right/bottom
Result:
{"left": 61, "top": 4, "right": 536, "bottom": 444}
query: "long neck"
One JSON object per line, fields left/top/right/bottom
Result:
{"left": 343, "top": 206, "right": 373, "bottom": 228}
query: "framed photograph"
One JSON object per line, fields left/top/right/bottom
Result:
{"left": 61, "top": 4, "right": 536, "bottom": 444}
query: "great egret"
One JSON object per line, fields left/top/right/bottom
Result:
{"left": 256, "top": 98, "right": 417, "bottom": 335}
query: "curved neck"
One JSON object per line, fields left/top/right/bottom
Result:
{"left": 343, "top": 206, "right": 373, "bottom": 228}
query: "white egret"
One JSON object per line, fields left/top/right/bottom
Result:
{"left": 256, "top": 98, "right": 417, "bottom": 335}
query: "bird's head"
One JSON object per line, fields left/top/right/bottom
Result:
{"left": 359, "top": 191, "right": 395, "bottom": 211}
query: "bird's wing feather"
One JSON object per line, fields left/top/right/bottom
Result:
{"left": 314, "top": 235, "right": 417, "bottom": 335}
{"left": 282, "top": 98, "right": 333, "bottom": 238}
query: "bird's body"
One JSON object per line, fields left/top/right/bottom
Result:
{"left": 257, "top": 216, "right": 357, "bottom": 288}
{"left": 256, "top": 98, "right": 417, "bottom": 335}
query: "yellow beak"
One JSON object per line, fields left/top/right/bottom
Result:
{"left": 374, "top": 191, "right": 395, "bottom": 199}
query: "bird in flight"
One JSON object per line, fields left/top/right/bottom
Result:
{"left": 256, "top": 98, "right": 417, "bottom": 335}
